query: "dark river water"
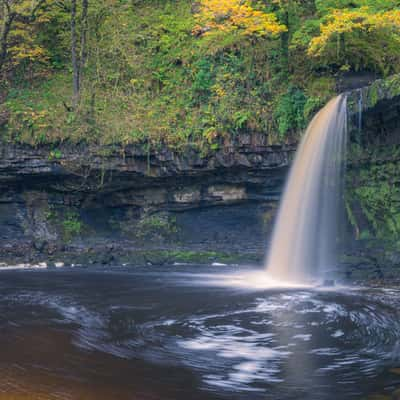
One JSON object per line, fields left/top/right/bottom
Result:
{"left": 0, "top": 265, "right": 400, "bottom": 399}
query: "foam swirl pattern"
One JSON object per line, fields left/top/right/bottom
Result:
{"left": 0, "top": 267, "right": 399, "bottom": 400}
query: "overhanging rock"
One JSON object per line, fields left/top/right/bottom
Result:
{"left": 346, "top": 74, "right": 400, "bottom": 144}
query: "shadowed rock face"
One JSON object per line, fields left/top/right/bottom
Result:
{"left": 344, "top": 75, "right": 400, "bottom": 281}
{"left": 0, "top": 138, "right": 295, "bottom": 265}
{"left": 346, "top": 74, "right": 400, "bottom": 140}
{"left": 0, "top": 76, "right": 399, "bottom": 268}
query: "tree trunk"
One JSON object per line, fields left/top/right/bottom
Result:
{"left": 71, "top": 0, "right": 80, "bottom": 108}
{"left": 79, "top": 0, "right": 88, "bottom": 82}
{"left": 340, "top": 32, "right": 346, "bottom": 66}
{"left": 0, "top": 1, "right": 14, "bottom": 74}
{"left": 280, "top": 8, "right": 290, "bottom": 75}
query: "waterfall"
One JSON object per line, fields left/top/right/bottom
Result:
{"left": 266, "top": 95, "right": 348, "bottom": 284}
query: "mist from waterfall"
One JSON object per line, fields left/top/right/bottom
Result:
{"left": 266, "top": 95, "right": 348, "bottom": 284}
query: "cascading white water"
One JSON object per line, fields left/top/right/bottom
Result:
{"left": 266, "top": 95, "right": 348, "bottom": 284}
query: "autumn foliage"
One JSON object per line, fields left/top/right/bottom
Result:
{"left": 193, "top": 0, "right": 287, "bottom": 38}
{"left": 309, "top": 7, "right": 400, "bottom": 55}
{"left": 308, "top": 7, "right": 400, "bottom": 73}
{"left": 1, "top": 0, "right": 400, "bottom": 147}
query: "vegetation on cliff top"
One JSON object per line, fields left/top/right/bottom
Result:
{"left": 0, "top": 0, "right": 400, "bottom": 149}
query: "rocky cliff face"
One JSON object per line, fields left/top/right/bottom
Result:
{"left": 347, "top": 74, "right": 400, "bottom": 142}
{"left": 344, "top": 75, "right": 400, "bottom": 280}
{"left": 1, "top": 76, "right": 399, "bottom": 273}
{"left": 0, "top": 137, "right": 295, "bottom": 265}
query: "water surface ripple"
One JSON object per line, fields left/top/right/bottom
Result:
{"left": 0, "top": 266, "right": 399, "bottom": 399}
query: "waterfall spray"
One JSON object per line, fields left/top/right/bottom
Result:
{"left": 266, "top": 95, "right": 348, "bottom": 284}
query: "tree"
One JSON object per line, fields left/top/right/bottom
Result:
{"left": 259, "top": 0, "right": 317, "bottom": 74}
{"left": 70, "top": 0, "right": 88, "bottom": 108}
{"left": 0, "top": 0, "right": 47, "bottom": 74}
{"left": 192, "top": 0, "right": 287, "bottom": 38}
{"left": 308, "top": 7, "right": 400, "bottom": 74}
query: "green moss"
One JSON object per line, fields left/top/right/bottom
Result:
{"left": 387, "top": 75, "right": 400, "bottom": 98}
{"left": 363, "top": 74, "right": 400, "bottom": 111}
{"left": 138, "top": 250, "right": 261, "bottom": 265}
{"left": 48, "top": 149, "right": 62, "bottom": 160}
{"left": 346, "top": 151, "right": 400, "bottom": 250}
{"left": 43, "top": 206, "right": 83, "bottom": 242}
{"left": 135, "top": 214, "right": 178, "bottom": 239}
{"left": 274, "top": 86, "right": 307, "bottom": 137}
{"left": 62, "top": 211, "right": 82, "bottom": 241}
{"left": 367, "top": 83, "right": 380, "bottom": 108}
{"left": 41, "top": 248, "right": 263, "bottom": 268}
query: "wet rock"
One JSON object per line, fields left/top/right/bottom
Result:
{"left": 207, "top": 185, "right": 247, "bottom": 202}
{"left": 390, "top": 368, "right": 400, "bottom": 375}
{"left": 173, "top": 188, "right": 201, "bottom": 204}
{"left": 393, "top": 389, "right": 400, "bottom": 400}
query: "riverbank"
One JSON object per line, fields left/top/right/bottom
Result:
{"left": 1, "top": 258, "right": 400, "bottom": 288}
